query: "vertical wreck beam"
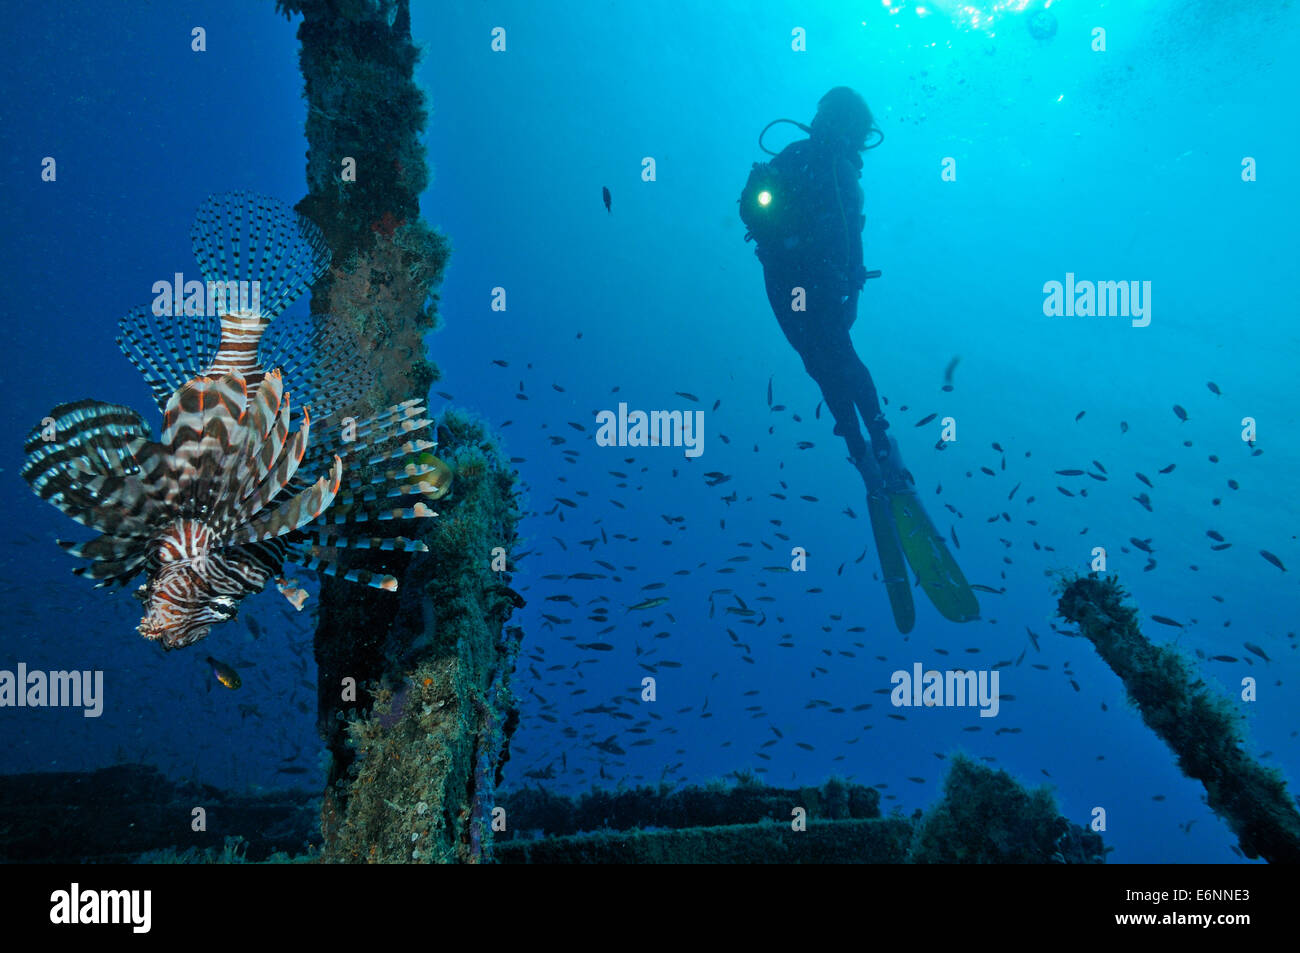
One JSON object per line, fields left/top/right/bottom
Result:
{"left": 276, "top": 0, "right": 523, "bottom": 863}
{"left": 1058, "top": 574, "right": 1300, "bottom": 864}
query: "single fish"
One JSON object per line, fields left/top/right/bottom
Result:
{"left": 602, "top": 186, "right": 612, "bottom": 213}
{"left": 1173, "top": 404, "right": 1188, "bottom": 422}
{"left": 627, "top": 597, "right": 669, "bottom": 612}
{"left": 1207, "top": 381, "right": 1221, "bottom": 395}
{"left": 1260, "top": 550, "right": 1287, "bottom": 572}
{"left": 942, "top": 355, "right": 960, "bottom": 389}
{"left": 206, "top": 656, "right": 241, "bottom": 690}
{"left": 1243, "top": 642, "right": 1270, "bottom": 662}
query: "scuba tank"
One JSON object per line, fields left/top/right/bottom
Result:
{"left": 739, "top": 118, "right": 883, "bottom": 284}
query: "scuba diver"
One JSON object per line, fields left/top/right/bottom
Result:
{"left": 740, "top": 87, "right": 978, "bottom": 632}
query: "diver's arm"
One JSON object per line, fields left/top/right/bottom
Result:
{"left": 846, "top": 166, "right": 867, "bottom": 288}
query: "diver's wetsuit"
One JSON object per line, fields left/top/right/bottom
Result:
{"left": 757, "top": 137, "right": 889, "bottom": 464}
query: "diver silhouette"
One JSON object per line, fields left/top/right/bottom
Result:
{"left": 741, "top": 87, "right": 979, "bottom": 632}
{"left": 740, "top": 87, "right": 897, "bottom": 479}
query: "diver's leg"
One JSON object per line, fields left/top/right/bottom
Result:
{"left": 800, "top": 340, "right": 870, "bottom": 462}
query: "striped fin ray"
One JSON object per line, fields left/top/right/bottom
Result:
{"left": 116, "top": 304, "right": 221, "bottom": 411}
{"left": 311, "top": 499, "right": 437, "bottom": 527}
{"left": 259, "top": 312, "right": 375, "bottom": 419}
{"left": 287, "top": 545, "right": 400, "bottom": 592}
{"left": 190, "top": 192, "right": 330, "bottom": 322}
{"left": 304, "top": 400, "right": 433, "bottom": 463}
{"left": 227, "top": 454, "right": 344, "bottom": 545}
{"left": 331, "top": 470, "right": 443, "bottom": 504}
{"left": 296, "top": 533, "right": 428, "bottom": 553}
{"left": 205, "top": 373, "right": 292, "bottom": 536}
{"left": 59, "top": 545, "right": 148, "bottom": 588}
{"left": 233, "top": 402, "right": 311, "bottom": 525}
{"left": 336, "top": 460, "right": 442, "bottom": 493}
{"left": 21, "top": 401, "right": 171, "bottom": 533}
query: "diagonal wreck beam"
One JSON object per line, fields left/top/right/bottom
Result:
{"left": 1058, "top": 574, "right": 1300, "bottom": 864}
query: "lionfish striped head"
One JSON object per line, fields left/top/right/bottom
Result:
{"left": 135, "top": 519, "right": 235, "bottom": 649}
{"left": 24, "top": 192, "right": 443, "bottom": 651}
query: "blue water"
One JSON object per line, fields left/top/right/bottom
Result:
{"left": 1, "top": 0, "right": 1296, "bottom": 863}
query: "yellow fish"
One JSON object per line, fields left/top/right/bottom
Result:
{"left": 411, "top": 452, "right": 454, "bottom": 500}
{"left": 206, "top": 656, "right": 241, "bottom": 690}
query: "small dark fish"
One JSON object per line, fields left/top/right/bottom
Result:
{"left": 1092, "top": 460, "right": 1107, "bottom": 474}
{"left": 1210, "top": 655, "right": 1237, "bottom": 663}
{"left": 675, "top": 391, "right": 699, "bottom": 402}
{"left": 206, "top": 656, "right": 241, "bottom": 690}
{"left": 1158, "top": 464, "right": 1176, "bottom": 474}
{"left": 1129, "top": 537, "right": 1154, "bottom": 553}
{"left": 1243, "top": 642, "right": 1270, "bottom": 662}
{"left": 767, "top": 376, "right": 773, "bottom": 407}
{"left": 1150, "top": 615, "right": 1183, "bottom": 628}
{"left": 1207, "top": 381, "right": 1221, "bottom": 395}
{"left": 602, "top": 186, "right": 611, "bottom": 213}
{"left": 1056, "top": 486, "right": 1074, "bottom": 497}
{"left": 1136, "top": 472, "right": 1153, "bottom": 488}
{"left": 1074, "top": 411, "right": 1085, "bottom": 422}
{"left": 1120, "top": 421, "right": 1129, "bottom": 434}
{"left": 915, "top": 413, "right": 937, "bottom": 427}
{"left": 943, "top": 355, "right": 960, "bottom": 387}
{"left": 628, "top": 597, "right": 670, "bottom": 612}
{"left": 1260, "top": 550, "right": 1287, "bottom": 572}
{"left": 1055, "top": 469, "right": 1084, "bottom": 476}
{"left": 1133, "top": 493, "right": 1152, "bottom": 512}
{"left": 1173, "top": 404, "right": 1188, "bottom": 422}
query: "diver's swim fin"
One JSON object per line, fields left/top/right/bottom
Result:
{"left": 853, "top": 453, "right": 915, "bottom": 633}
{"left": 888, "top": 490, "right": 980, "bottom": 624}
{"left": 867, "top": 490, "right": 915, "bottom": 633}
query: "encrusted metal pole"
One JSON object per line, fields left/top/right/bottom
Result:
{"left": 277, "top": 0, "right": 523, "bottom": 863}
{"left": 1058, "top": 575, "right": 1300, "bottom": 864}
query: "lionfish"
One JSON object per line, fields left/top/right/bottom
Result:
{"left": 22, "top": 193, "right": 451, "bottom": 650}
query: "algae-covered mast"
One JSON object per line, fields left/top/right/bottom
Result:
{"left": 276, "top": 0, "right": 524, "bottom": 863}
